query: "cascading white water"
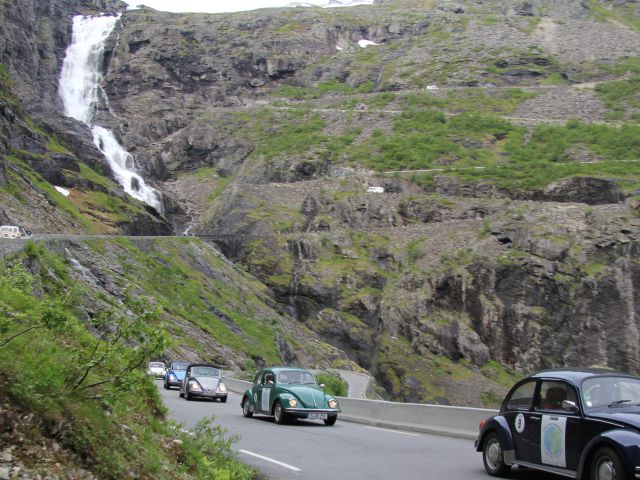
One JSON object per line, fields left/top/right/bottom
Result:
{"left": 58, "top": 14, "right": 163, "bottom": 213}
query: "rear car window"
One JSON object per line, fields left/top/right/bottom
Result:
{"left": 507, "top": 380, "right": 536, "bottom": 410}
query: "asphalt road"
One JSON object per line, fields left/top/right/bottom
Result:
{"left": 158, "top": 382, "right": 565, "bottom": 480}
{"left": 336, "top": 370, "right": 370, "bottom": 398}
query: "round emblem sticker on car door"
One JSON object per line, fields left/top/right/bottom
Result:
{"left": 515, "top": 413, "right": 526, "bottom": 433}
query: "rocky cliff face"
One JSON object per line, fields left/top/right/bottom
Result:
{"left": 2, "top": 0, "right": 640, "bottom": 405}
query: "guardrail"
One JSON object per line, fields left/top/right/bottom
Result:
{"left": 223, "top": 377, "right": 497, "bottom": 440}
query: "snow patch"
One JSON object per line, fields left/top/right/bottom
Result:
{"left": 358, "top": 39, "right": 378, "bottom": 48}
{"left": 55, "top": 186, "right": 70, "bottom": 197}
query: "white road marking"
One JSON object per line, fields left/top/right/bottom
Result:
{"left": 366, "top": 426, "right": 421, "bottom": 436}
{"left": 238, "top": 450, "right": 302, "bottom": 472}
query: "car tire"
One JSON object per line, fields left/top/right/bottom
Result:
{"left": 242, "top": 397, "right": 253, "bottom": 418}
{"left": 591, "top": 447, "right": 630, "bottom": 480}
{"left": 273, "top": 401, "right": 287, "bottom": 425}
{"left": 220, "top": 396, "right": 227, "bottom": 403}
{"left": 324, "top": 415, "right": 337, "bottom": 426}
{"left": 185, "top": 390, "right": 191, "bottom": 401}
{"left": 164, "top": 381, "right": 169, "bottom": 390}
{"left": 482, "top": 432, "right": 511, "bottom": 477}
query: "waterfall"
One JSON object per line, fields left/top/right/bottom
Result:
{"left": 58, "top": 14, "right": 163, "bottom": 213}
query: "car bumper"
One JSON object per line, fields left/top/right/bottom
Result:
{"left": 166, "top": 379, "right": 183, "bottom": 388}
{"left": 188, "top": 391, "right": 227, "bottom": 399}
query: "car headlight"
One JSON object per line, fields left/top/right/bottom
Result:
{"left": 218, "top": 382, "right": 228, "bottom": 393}
{"left": 288, "top": 398, "right": 298, "bottom": 408}
{"left": 328, "top": 399, "right": 338, "bottom": 409}
{"left": 188, "top": 381, "right": 202, "bottom": 391}
{"left": 169, "top": 374, "right": 176, "bottom": 381}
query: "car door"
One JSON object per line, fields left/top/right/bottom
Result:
{"left": 528, "top": 380, "right": 582, "bottom": 471}
{"left": 254, "top": 371, "right": 275, "bottom": 414}
{"left": 181, "top": 365, "right": 192, "bottom": 396}
{"left": 503, "top": 379, "right": 538, "bottom": 462}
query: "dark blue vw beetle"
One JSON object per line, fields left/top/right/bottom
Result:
{"left": 476, "top": 368, "right": 640, "bottom": 479}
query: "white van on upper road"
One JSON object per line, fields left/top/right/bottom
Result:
{"left": 0, "top": 225, "right": 31, "bottom": 239}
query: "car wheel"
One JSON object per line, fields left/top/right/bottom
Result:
{"left": 185, "top": 390, "right": 191, "bottom": 401}
{"left": 273, "top": 401, "right": 287, "bottom": 425}
{"left": 178, "top": 390, "right": 184, "bottom": 398}
{"left": 220, "top": 396, "right": 227, "bottom": 403}
{"left": 164, "top": 381, "right": 169, "bottom": 390}
{"left": 591, "top": 447, "right": 630, "bottom": 480}
{"left": 482, "top": 432, "right": 511, "bottom": 477}
{"left": 324, "top": 415, "right": 337, "bottom": 426}
{"left": 242, "top": 397, "right": 253, "bottom": 418}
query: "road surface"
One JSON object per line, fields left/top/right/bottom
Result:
{"left": 158, "top": 381, "right": 564, "bottom": 480}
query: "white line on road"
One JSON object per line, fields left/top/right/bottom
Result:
{"left": 366, "top": 426, "right": 421, "bottom": 436}
{"left": 238, "top": 450, "right": 302, "bottom": 472}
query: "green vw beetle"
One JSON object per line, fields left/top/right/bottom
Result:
{"left": 241, "top": 367, "right": 341, "bottom": 426}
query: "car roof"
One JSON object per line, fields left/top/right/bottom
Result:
{"left": 529, "top": 368, "right": 635, "bottom": 384}
{"left": 187, "top": 363, "right": 220, "bottom": 369}
{"left": 263, "top": 366, "right": 312, "bottom": 373}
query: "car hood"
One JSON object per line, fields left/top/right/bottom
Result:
{"left": 171, "top": 370, "right": 186, "bottom": 380}
{"left": 195, "top": 376, "right": 220, "bottom": 390}
{"left": 589, "top": 408, "right": 640, "bottom": 429}
{"left": 285, "top": 386, "right": 328, "bottom": 408}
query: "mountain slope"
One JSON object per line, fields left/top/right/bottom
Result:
{"left": 2, "top": 0, "right": 640, "bottom": 408}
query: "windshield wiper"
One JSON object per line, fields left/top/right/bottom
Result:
{"left": 608, "top": 399, "right": 633, "bottom": 407}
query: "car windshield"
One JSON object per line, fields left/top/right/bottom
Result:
{"left": 191, "top": 366, "right": 219, "bottom": 377}
{"left": 582, "top": 375, "right": 640, "bottom": 411}
{"left": 149, "top": 362, "right": 164, "bottom": 368}
{"left": 0, "top": 226, "right": 11, "bottom": 232}
{"left": 278, "top": 370, "right": 316, "bottom": 385}
{"left": 171, "top": 362, "right": 189, "bottom": 371}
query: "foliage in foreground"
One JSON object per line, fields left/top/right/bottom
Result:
{"left": 0, "top": 246, "right": 256, "bottom": 480}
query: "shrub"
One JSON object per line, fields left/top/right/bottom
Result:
{"left": 316, "top": 371, "right": 349, "bottom": 397}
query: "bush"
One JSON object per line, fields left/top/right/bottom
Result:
{"left": 315, "top": 371, "right": 349, "bottom": 397}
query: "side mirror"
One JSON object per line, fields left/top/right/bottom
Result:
{"left": 562, "top": 400, "right": 579, "bottom": 413}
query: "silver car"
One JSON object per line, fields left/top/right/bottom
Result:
{"left": 179, "top": 364, "right": 228, "bottom": 402}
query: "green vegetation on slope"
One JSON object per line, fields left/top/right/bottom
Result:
{"left": 0, "top": 245, "right": 256, "bottom": 479}
{"left": 91, "top": 238, "right": 282, "bottom": 366}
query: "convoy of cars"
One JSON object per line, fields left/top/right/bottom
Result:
{"left": 156, "top": 363, "right": 339, "bottom": 425}
{"left": 151, "top": 359, "right": 640, "bottom": 478}
{"left": 240, "top": 367, "right": 340, "bottom": 426}
{"left": 476, "top": 368, "right": 640, "bottom": 480}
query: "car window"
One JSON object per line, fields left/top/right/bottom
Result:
{"left": 507, "top": 380, "right": 536, "bottom": 410}
{"left": 536, "top": 381, "right": 577, "bottom": 411}
{"left": 583, "top": 375, "right": 640, "bottom": 411}
{"left": 278, "top": 370, "right": 315, "bottom": 384}
{"left": 149, "top": 362, "right": 164, "bottom": 368}
{"left": 191, "top": 366, "right": 219, "bottom": 377}
{"left": 263, "top": 372, "right": 275, "bottom": 384}
{"left": 171, "top": 363, "right": 188, "bottom": 371}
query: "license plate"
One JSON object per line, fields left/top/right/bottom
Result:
{"left": 308, "top": 413, "right": 328, "bottom": 420}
